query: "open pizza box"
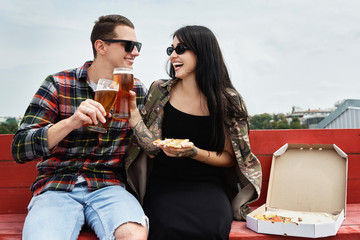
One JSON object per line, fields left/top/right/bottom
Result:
{"left": 247, "top": 143, "right": 348, "bottom": 238}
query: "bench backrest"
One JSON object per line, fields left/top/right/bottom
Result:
{"left": 1, "top": 129, "right": 359, "bottom": 214}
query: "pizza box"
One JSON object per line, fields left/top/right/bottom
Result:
{"left": 247, "top": 143, "right": 348, "bottom": 238}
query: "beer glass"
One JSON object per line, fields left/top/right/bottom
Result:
{"left": 88, "top": 78, "right": 119, "bottom": 133}
{"left": 113, "top": 68, "right": 134, "bottom": 119}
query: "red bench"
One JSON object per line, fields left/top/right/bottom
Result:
{"left": 1, "top": 129, "right": 360, "bottom": 239}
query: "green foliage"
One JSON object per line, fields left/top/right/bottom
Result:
{"left": 0, "top": 118, "right": 19, "bottom": 134}
{"left": 249, "top": 114, "right": 273, "bottom": 129}
{"left": 290, "top": 117, "right": 305, "bottom": 129}
{"left": 250, "top": 114, "right": 307, "bottom": 130}
{"left": 273, "top": 115, "right": 290, "bottom": 129}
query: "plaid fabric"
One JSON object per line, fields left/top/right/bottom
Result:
{"left": 11, "top": 61, "right": 147, "bottom": 195}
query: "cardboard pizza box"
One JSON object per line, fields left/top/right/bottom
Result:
{"left": 247, "top": 143, "right": 348, "bottom": 238}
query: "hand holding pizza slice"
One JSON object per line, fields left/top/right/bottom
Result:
{"left": 153, "top": 138, "right": 191, "bottom": 149}
{"left": 152, "top": 138, "right": 197, "bottom": 158}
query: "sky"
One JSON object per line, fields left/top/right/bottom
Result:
{"left": 1, "top": 0, "right": 359, "bottom": 117}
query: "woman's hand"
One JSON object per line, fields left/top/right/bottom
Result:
{"left": 157, "top": 142, "right": 198, "bottom": 158}
{"left": 157, "top": 135, "right": 236, "bottom": 167}
{"left": 127, "top": 90, "right": 160, "bottom": 155}
{"left": 128, "top": 90, "right": 142, "bottom": 127}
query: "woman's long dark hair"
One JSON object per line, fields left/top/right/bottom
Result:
{"left": 168, "top": 25, "right": 249, "bottom": 154}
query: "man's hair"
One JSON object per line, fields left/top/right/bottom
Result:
{"left": 90, "top": 15, "right": 134, "bottom": 58}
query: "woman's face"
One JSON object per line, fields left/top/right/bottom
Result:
{"left": 169, "top": 36, "right": 197, "bottom": 80}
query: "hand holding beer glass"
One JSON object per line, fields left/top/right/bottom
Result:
{"left": 113, "top": 68, "right": 134, "bottom": 119}
{"left": 88, "top": 78, "right": 119, "bottom": 133}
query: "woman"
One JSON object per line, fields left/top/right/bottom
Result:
{"left": 126, "top": 25, "right": 262, "bottom": 240}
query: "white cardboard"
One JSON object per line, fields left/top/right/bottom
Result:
{"left": 247, "top": 143, "right": 348, "bottom": 238}
{"left": 273, "top": 143, "right": 288, "bottom": 156}
{"left": 333, "top": 144, "right": 347, "bottom": 158}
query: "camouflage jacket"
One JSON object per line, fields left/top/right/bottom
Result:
{"left": 125, "top": 79, "right": 262, "bottom": 220}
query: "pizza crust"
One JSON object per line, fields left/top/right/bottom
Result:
{"left": 152, "top": 138, "right": 190, "bottom": 148}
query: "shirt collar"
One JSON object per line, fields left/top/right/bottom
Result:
{"left": 76, "top": 61, "right": 93, "bottom": 82}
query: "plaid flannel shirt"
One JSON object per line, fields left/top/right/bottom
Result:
{"left": 11, "top": 61, "right": 147, "bottom": 195}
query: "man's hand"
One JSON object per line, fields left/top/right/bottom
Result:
{"left": 68, "top": 99, "right": 108, "bottom": 130}
{"left": 47, "top": 99, "right": 108, "bottom": 149}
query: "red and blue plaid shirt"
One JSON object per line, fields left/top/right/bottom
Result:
{"left": 12, "top": 61, "right": 147, "bottom": 195}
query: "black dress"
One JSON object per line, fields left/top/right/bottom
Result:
{"left": 143, "top": 102, "right": 233, "bottom": 240}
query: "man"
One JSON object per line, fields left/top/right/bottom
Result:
{"left": 11, "top": 15, "right": 148, "bottom": 240}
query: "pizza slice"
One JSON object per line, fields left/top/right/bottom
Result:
{"left": 152, "top": 138, "right": 190, "bottom": 148}
{"left": 254, "top": 214, "right": 295, "bottom": 224}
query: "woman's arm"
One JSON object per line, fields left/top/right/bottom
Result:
{"left": 128, "top": 91, "right": 159, "bottom": 155}
{"left": 158, "top": 131, "right": 236, "bottom": 167}
{"left": 194, "top": 132, "right": 235, "bottom": 167}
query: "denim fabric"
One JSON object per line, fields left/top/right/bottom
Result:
{"left": 22, "top": 183, "right": 148, "bottom": 240}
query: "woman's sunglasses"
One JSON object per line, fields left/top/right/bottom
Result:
{"left": 102, "top": 39, "right": 142, "bottom": 53}
{"left": 166, "top": 45, "right": 189, "bottom": 56}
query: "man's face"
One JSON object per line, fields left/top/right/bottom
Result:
{"left": 105, "top": 25, "right": 140, "bottom": 69}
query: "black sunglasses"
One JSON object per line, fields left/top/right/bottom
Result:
{"left": 166, "top": 45, "right": 189, "bottom": 56}
{"left": 102, "top": 39, "right": 142, "bottom": 53}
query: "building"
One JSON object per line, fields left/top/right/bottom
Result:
{"left": 286, "top": 107, "right": 333, "bottom": 129}
{"left": 315, "top": 99, "right": 360, "bottom": 129}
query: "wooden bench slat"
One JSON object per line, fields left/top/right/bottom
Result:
{"left": 347, "top": 179, "right": 360, "bottom": 204}
{"left": 343, "top": 212, "right": 360, "bottom": 225}
{"left": 0, "top": 135, "right": 13, "bottom": 161}
{"left": 347, "top": 203, "right": 360, "bottom": 212}
{"left": 0, "top": 214, "right": 25, "bottom": 223}
{"left": 256, "top": 155, "right": 272, "bottom": 180}
{"left": 348, "top": 155, "right": 360, "bottom": 180}
{"left": 250, "top": 129, "right": 360, "bottom": 155}
{"left": 0, "top": 161, "right": 37, "bottom": 188}
{"left": 0, "top": 188, "right": 32, "bottom": 214}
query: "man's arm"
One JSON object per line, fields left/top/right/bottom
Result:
{"left": 11, "top": 76, "right": 107, "bottom": 162}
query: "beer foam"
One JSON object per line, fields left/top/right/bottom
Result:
{"left": 113, "top": 68, "right": 133, "bottom": 75}
{"left": 95, "top": 88, "right": 118, "bottom": 92}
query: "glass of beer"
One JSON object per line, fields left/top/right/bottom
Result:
{"left": 113, "top": 68, "right": 134, "bottom": 119}
{"left": 88, "top": 78, "right": 119, "bottom": 133}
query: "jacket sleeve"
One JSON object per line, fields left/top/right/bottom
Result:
{"left": 11, "top": 76, "right": 59, "bottom": 163}
{"left": 225, "top": 89, "right": 262, "bottom": 220}
{"left": 135, "top": 80, "right": 167, "bottom": 155}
